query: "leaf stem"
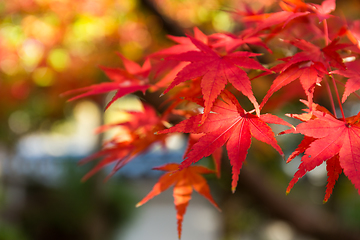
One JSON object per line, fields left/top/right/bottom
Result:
{"left": 330, "top": 75, "right": 346, "bottom": 121}
{"left": 324, "top": 78, "right": 337, "bottom": 117}
{"left": 334, "top": 77, "right": 360, "bottom": 101}
{"left": 324, "top": 19, "right": 329, "bottom": 46}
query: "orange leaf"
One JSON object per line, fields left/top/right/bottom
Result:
{"left": 136, "top": 163, "right": 220, "bottom": 239}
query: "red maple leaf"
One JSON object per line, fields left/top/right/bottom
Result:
{"left": 260, "top": 61, "right": 327, "bottom": 110}
{"left": 150, "top": 27, "right": 208, "bottom": 89}
{"left": 260, "top": 38, "right": 350, "bottom": 110}
{"left": 163, "top": 35, "right": 269, "bottom": 123}
{"left": 151, "top": 27, "right": 208, "bottom": 59}
{"left": 136, "top": 163, "right": 220, "bottom": 239}
{"left": 285, "top": 108, "right": 360, "bottom": 202}
{"left": 282, "top": 38, "right": 347, "bottom": 70}
{"left": 63, "top": 54, "right": 150, "bottom": 109}
{"left": 158, "top": 91, "right": 292, "bottom": 191}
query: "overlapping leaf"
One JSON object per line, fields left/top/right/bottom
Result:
{"left": 260, "top": 38, "right": 350, "bottom": 110}
{"left": 209, "top": 30, "right": 270, "bottom": 54}
{"left": 158, "top": 91, "right": 291, "bottom": 191}
{"left": 260, "top": 61, "right": 327, "bottom": 110}
{"left": 150, "top": 27, "right": 208, "bottom": 89}
{"left": 79, "top": 103, "right": 167, "bottom": 181}
{"left": 185, "top": 133, "right": 223, "bottom": 178}
{"left": 246, "top": 0, "right": 336, "bottom": 32}
{"left": 163, "top": 35, "right": 269, "bottom": 123}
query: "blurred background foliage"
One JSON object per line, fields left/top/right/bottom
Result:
{"left": 0, "top": 0, "right": 266, "bottom": 145}
{"left": 1, "top": 0, "right": 360, "bottom": 240}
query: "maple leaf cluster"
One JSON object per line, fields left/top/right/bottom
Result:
{"left": 65, "top": 0, "right": 360, "bottom": 238}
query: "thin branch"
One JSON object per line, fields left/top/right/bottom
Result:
{"left": 139, "top": 0, "right": 185, "bottom": 37}
{"left": 334, "top": 77, "right": 360, "bottom": 101}
{"left": 324, "top": 19, "right": 329, "bottom": 46}
{"left": 325, "top": 77, "right": 337, "bottom": 117}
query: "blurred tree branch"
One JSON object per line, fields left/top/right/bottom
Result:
{"left": 220, "top": 161, "right": 360, "bottom": 240}
{"left": 139, "top": 0, "right": 185, "bottom": 36}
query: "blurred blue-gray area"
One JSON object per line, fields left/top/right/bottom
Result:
{"left": 4, "top": 133, "right": 186, "bottom": 184}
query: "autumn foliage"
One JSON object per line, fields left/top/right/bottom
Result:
{"left": 65, "top": 0, "right": 360, "bottom": 238}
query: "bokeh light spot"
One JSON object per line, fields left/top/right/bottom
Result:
{"left": 47, "top": 48, "right": 70, "bottom": 71}
{"left": 19, "top": 39, "right": 44, "bottom": 70}
{"left": 0, "top": 58, "right": 19, "bottom": 75}
{"left": 120, "top": 41, "right": 143, "bottom": 61}
{"left": 1, "top": 24, "right": 25, "bottom": 47}
{"left": 212, "top": 11, "right": 233, "bottom": 32}
{"left": 8, "top": 110, "right": 31, "bottom": 134}
{"left": 32, "top": 67, "right": 55, "bottom": 86}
